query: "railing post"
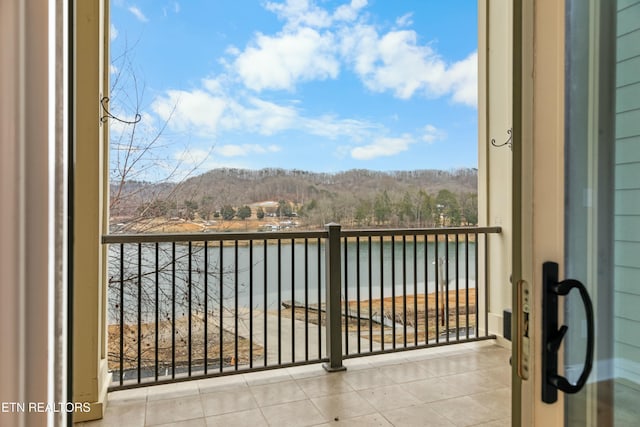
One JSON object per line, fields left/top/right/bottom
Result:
{"left": 323, "top": 223, "right": 346, "bottom": 372}
{"left": 438, "top": 257, "right": 446, "bottom": 327}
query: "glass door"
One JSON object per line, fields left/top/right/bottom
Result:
{"left": 562, "top": 0, "right": 640, "bottom": 425}
{"left": 512, "top": 0, "right": 640, "bottom": 424}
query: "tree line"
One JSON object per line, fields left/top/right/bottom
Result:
{"left": 112, "top": 167, "right": 479, "bottom": 230}
{"left": 134, "top": 188, "right": 477, "bottom": 229}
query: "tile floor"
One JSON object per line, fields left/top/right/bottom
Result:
{"left": 78, "top": 341, "right": 511, "bottom": 427}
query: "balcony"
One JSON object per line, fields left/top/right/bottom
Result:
{"left": 85, "top": 225, "right": 508, "bottom": 425}
{"left": 78, "top": 340, "right": 510, "bottom": 426}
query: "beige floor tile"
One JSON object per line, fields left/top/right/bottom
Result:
{"left": 200, "top": 388, "right": 258, "bottom": 417}
{"left": 365, "top": 351, "right": 412, "bottom": 367}
{"left": 441, "top": 371, "right": 504, "bottom": 395}
{"left": 341, "top": 368, "right": 395, "bottom": 390}
{"left": 197, "top": 375, "right": 248, "bottom": 394}
{"left": 286, "top": 364, "right": 328, "bottom": 379}
{"left": 311, "top": 391, "right": 377, "bottom": 420}
{"left": 250, "top": 379, "right": 307, "bottom": 406}
{"left": 467, "top": 387, "right": 511, "bottom": 420}
{"left": 418, "top": 355, "right": 479, "bottom": 377}
{"left": 260, "top": 399, "right": 327, "bottom": 427}
{"left": 94, "top": 340, "right": 512, "bottom": 427}
{"left": 401, "top": 377, "right": 469, "bottom": 403}
{"left": 382, "top": 403, "right": 456, "bottom": 427}
{"left": 472, "top": 417, "right": 511, "bottom": 427}
{"left": 88, "top": 402, "right": 146, "bottom": 427}
{"left": 481, "top": 366, "right": 511, "bottom": 387}
{"left": 314, "top": 413, "right": 393, "bottom": 426}
{"left": 427, "top": 396, "right": 499, "bottom": 426}
{"left": 146, "top": 380, "right": 200, "bottom": 401}
{"left": 145, "top": 395, "right": 204, "bottom": 426}
{"left": 107, "top": 387, "right": 148, "bottom": 407}
{"left": 205, "top": 408, "right": 268, "bottom": 427}
{"left": 357, "top": 384, "right": 422, "bottom": 412}
{"left": 296, "top": 373, "right": 354, "bottom": 398}
{"left": 377, "top": 361, "right": 435, "bottom": 384}
{"left": 342, "top": 357, "right": 375, "bottom": 371}
{"left": 243, "top": 369, "right": 293, "bottom": 386}
{"left": 151, "top": 418, "right": 207, "bottom": 427}
{"left": 406, "top": 345, "right": 476, "bottom": 362}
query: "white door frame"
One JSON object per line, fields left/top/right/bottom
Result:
{"left": 512, "top": 0, "right": 567, "bottom": 425}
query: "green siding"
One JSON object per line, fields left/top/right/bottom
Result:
{"left": 618, "top": 0, "right": 640, "bottom": 12}
{"left": 618, "top": 2, "right": 640, "bottom": 35}
{"left": 617, "top": 55, "right": 640, "bottom": 87}
{"left": 614, "top": 216, "right": 640, "bottom": 241}
{"left": 617, "top": 29, "right": 640, "bottom": 61}
{"left": 617, "top": 83, "right": 640, "bottom": 113}
{"left": 615, "top": 2, "right": 640, "bottom": 384}
{"left": 615, "top": 318, "right": 640, "bottom": 349}
{"left": 614, "top": 267, "right": 640, "bottom": 294}
{"left": 615, "top": 162, "right": 640, "bottom": 189}
{"left": 615, "top": 189, "right": 640, "bottom": 215}
{"left": 615, "top": 293, "right": 640, "bottom": 322}
{"left": 616, "top": 110, "right": 640, "bottom": 139}
{"left": 615, "top": 135, "right": 640, "bottom": 163}
{"left": 615, "top": 242, "right": 640, "bottom": 267}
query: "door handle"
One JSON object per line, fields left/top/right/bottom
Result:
{"left": 541, "top": 261, "right": 594, "bottom": 403}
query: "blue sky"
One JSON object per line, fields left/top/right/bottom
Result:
{"left": 110, "top": 0, "right": 478, "bottom": 180}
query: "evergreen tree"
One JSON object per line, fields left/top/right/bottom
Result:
{"left": 236, "top": 205, "right": 252, "bottom": 220}
{"left": 374, "top": 191, "right": 392, "bottom": 225}
{"left": 221, "top": 205, "right": 236, "bottom": 220}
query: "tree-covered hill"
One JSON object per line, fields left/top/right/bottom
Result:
{"left": 111, "top": 167, "right": 478, "bottom": 229}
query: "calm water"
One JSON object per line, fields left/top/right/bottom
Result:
{"left": 108, "top": 239, "right": 477, "bottom": 323}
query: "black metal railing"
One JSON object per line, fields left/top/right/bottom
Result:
{"left": 102, "top": 225, "right": 500, "bottom": 390}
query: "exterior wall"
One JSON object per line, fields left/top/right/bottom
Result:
{"left": 614, "top": 0, "right": 640, "bottom": 386}
{"left": 73, "top": 0, "right": 111, "bottom": 422}
{"left": 478, "top": 0, "right": 513, "bottom": 341}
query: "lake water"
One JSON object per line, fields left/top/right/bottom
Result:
{"left": 108, "top": 239, "right": 477, "bottom": 324}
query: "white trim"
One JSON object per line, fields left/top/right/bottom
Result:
{"left": 47, "top": 1, "right": 57, "bottom": 425}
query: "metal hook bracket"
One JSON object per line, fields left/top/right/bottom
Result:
{"left": 100, "top": 96, "right": 142, "bottom": 125}
{"left": 491, "top": 128, "right": 512, "bottom": 150}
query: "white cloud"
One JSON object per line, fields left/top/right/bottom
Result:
{"left": 348, "top": 124, "right": 444, "bottom": 160}
{"left": 227, "top": 1, "right": 476, "bottom": 107}
{"left": 442, "top": 52, "right": 477, "bottom": 107}
{"left": 170, "top": 148, "right": 250, "bottom": 181}
{"left": 341, "top": 24, "right": 477, "bottom": 106}
{"left": 266, "top": 0, "right": 368, "bottom": 28}
{"left": 110, "top": 24, "right": 119, "bottom": 41}
{"left": 216, "top": 144, "right": 281, "bottom": 157}
{"left": 334, "top": 0, "right": 368, "bottom": 22}
{"left": 151, "top": 85, "right": 301, "bottom": 137}
{"left": 143, "top": 1, "right": 474, "bottom": 169}
{"left": 163, "top": 2, "right": 181, "bottom": 17}
{"left": 152, "top": 79, "right": 383, "bottom": 143}
{"left": 300, "top": 115, "right": 379, "bottom": 141}
{"left": 128, "top": 6, "right": 149, "bottom": 22}
{"left": 233, "top": 27, "right": 339, "bottom": 92}
{"left": 152, "top": 89, "right": 227, "bottom": 135}
{"left": 421, "top": 124, "right": 446, "bottom": 143}
{"left": 174, "top": 148, "right": 212, "bottom": 165}
{"left": 395, "top": 12, "right": 414, "bottom": 27}
{"left": 351, "top": 134, "right": 414, "bottom": 160}
{"left": 265, "top": 0, "right": 332, "bottom": 29}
